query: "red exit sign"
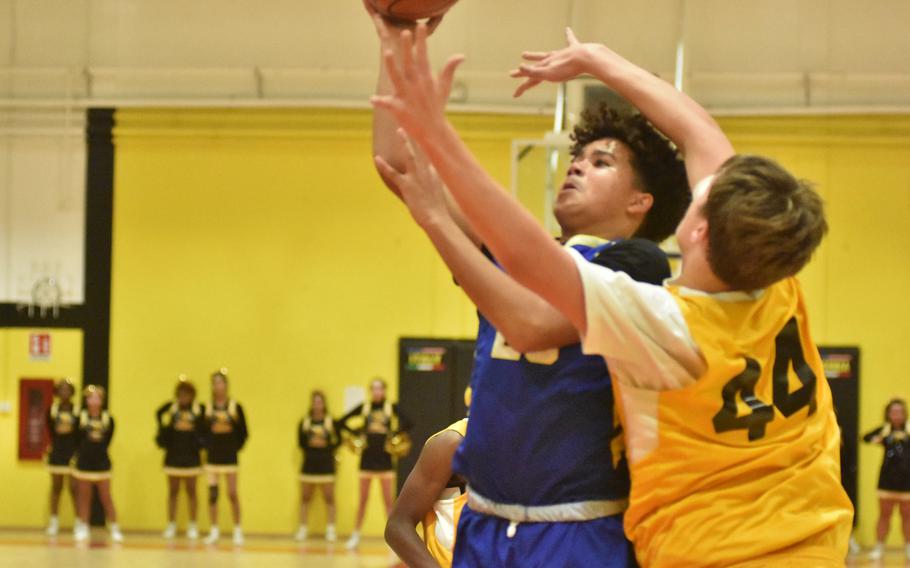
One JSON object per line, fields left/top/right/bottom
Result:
{"left": 29, "top": 333, "right": 51, "bottom": 361}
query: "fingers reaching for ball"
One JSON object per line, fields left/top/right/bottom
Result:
{"left": 509, "top": 27, "right": 595, "bottom": 97}
{"left": 370, "top": 22, "right": 465, "bottom": 143}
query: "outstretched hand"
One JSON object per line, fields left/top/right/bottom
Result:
{"left": 370, "top": 23, "right": 464, "bottom": 142}
{"left": 510, "top": 27, "right": 601, "bottom": 98}
{"left": 374, "top": 129, "right": 450, "bottom": 228}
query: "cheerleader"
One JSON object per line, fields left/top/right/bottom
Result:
{"left": 295, "top": 390, "right": 340, "bottom": 542}
{"left": 864, "top": 398, "right": 910, "bottom": 560}
{"left": 45, "top": 378, "right": 79, "bottom": 537}
{"left": 203, "top": 369, "right": 248, "bottom": 546}
{"left": 338, "top": 377, "right": 412, "bottom": 550}
{"left": 72, "top": 385, "right": 122, "bottom": 543}
{"left": 156, "top": 376, "right": 205, "bottom": 540}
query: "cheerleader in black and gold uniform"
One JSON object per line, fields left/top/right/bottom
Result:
{"left": 338, "top": 378, "right": 412, "bottom": 549}
{"left": 864, "top": 398, "right": 910, "bottom": 561}
{"left": 72, "top": 385, "right": 123, "bottom": 543}
{"left": 45, "top": 378, "right": 79, "bottom": 537}
{"left": 295, "top": 390, "right": 340, "bottom": 542}
{"left": 203, "top": 369, "right": 248, "bottom": 546}
{"left": 156, "top": 376, "right": 205, "bottom": 540}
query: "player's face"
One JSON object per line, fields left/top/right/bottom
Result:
{"left": 370, "top": 381, "right": 386, "bottom": 402}
{"left": 888, "top": 403, "right": 907, "bottom": 426}
{"left": 212, "top": 377, "right": 228, "bottom": 398}
{"left": 554, "top": 138, "right": 648, "bottom": 237}
{"left": 312, "top": 394, "right": 325, "bottom": 414}
{"left": 675, "top": 176, "right": 712, "bottom": 256}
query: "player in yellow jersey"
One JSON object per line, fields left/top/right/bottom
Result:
{"left": 386, "top": 418, "right": 468, "bottom": 567}
{"left": 370, "top": 19, "right": 853, "bottom": 567}
{"left": 386, "top": 389, "right": 470, "bottom": 568}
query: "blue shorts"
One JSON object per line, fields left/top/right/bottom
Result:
{"left": 452, "top": 505, "right": 635, "bottom": 568}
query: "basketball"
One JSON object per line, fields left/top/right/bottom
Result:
{"left": 369, "top": 0, "right": 459, "bottom": 21}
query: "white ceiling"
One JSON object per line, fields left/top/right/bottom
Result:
{"left": 0, "top": 0, "right": 908, "bottom": 111}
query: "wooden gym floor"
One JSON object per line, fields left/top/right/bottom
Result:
{"left": 0, "top": 528, "right": 904, "bottom": 567}
{"left": 0, "top": 528, "right": 402, "bottom": 568}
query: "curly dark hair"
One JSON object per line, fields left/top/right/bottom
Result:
{"left": 570, "top": 104, "right": 690, "bottom": 242}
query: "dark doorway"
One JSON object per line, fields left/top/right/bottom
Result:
{"left": 396, "top": 337, "right": 475, "bottom": 492}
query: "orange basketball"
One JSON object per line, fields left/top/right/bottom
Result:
{"left": 370, "top": 0, "right": 459, "bottom": 21}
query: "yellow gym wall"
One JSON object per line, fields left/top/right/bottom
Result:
{"left": 107, "top": 108, "right": 551, "bottom": 537}
{"left": 718, "top": 114, "right": 910, "bottom": 546}
{"left": 0, "top": 111, "right": 889, "bottom": 543}
{"left": 0, "top": 328, "right": 83, "bottom": 527}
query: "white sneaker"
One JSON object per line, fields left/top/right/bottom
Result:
{"left": 204, "top": 527, "right": 220, "bottom": 545}
{"left": 73, "top": 521, "right": 89, "bottom": 543}
{"left": 345, "top": 531, "right": 360, "bottom": 550}
{"left": 186, "top": 523, "right": 199, "bottom": 540}
{"left": 294, "top": 525, "right": 308, "bottom": 541}
{"left": 868, "top": 543, "right": 884, "bottom": 560}
{"left": 109, "top": 523, "right": 124, "bottom": 544}
{"left": 848, "top": 536, "right": 861, "bottom": 555}
{"left": 46, "top": 516, "right": 60, "bottom": 537}
{"left": 232, "top": 526, "right": 244, "bottom": 546}
{"left": 162, "top": 522, "right": 176, "bottom": 539}
{"left": 905, "top": 543, "right": 910, "bottom": 560}
{"left": 325, "top": 524, "right": 336, "bottom": 543}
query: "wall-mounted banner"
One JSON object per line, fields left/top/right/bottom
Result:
{"left": 18, "top": 378, "right": 55, "bottom": 460}
{"left": 819, "top": 347, "right": 858, "bottom": 380}
{"left": 406, "top": 346, "right": 447, "bottom": 372}
{"left": 29, "top": 333, "right": 51, "bottom": 361}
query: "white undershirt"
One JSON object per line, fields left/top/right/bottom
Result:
{"left": 569, "top": 248, "right": 704, "bottom": 391}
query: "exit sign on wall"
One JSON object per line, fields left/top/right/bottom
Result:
{"left": 29, "top": 333, "right": 51, "bottom": 361}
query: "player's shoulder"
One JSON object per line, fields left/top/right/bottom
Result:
{"left": 446, "top": 418, "right": 468, "bottom": 438}
{"left": 595, "top": 237, "right": 666, "bottom": 257}
{"left": 589, "top": 238, "right": 671, "bottom": 286}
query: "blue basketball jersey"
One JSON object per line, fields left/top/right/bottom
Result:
{"left": 452, "top": 235, "right": 670, "bottom": 506}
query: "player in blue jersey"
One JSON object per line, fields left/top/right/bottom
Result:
{"left": 365, "top": 8, "right": 689, "bottom": 567}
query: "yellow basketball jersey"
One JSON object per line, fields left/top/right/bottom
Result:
{"left": 423, "top": 418, "right": 468, "bottom": 568}
{"left": 625, "top": 277, "right": 853, "bottom": 567}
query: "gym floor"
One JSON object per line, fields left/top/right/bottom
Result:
{"left": 0, "top": 529, "right": 402, "bottom": 568}
{"left": 0, "top": 529, "right": 904, "bottom": 567}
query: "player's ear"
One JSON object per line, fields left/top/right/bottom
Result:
{"left": 689, "top": 217, "right": 709, "bottom": 245}
{"left": 627, "top": 191, "right": 654, "bottom": 216}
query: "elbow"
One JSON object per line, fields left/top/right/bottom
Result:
{"left": 383, "top": 521, "right": 395, "bottom": 547}
{"left": 510, "top": 336, "right": 553, "bottom": 354}
{"left": 500, "top": 331, "right": 536, "bottom": 355}
{"left": 384, "top": 516, "right": 407, "bottom": 548}
{"left": 500, "top": 311, "right": 577, "bottom": 354}
{"left": 499, "top": 318, "right": 552, "bottom": 354}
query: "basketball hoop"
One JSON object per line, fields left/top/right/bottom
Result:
{"left": 27, "top": 276, "right": 64, "bottom": 319}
